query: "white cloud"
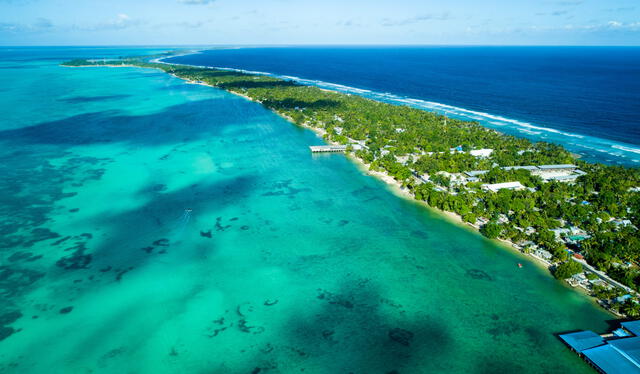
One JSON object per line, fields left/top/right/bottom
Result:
{"left": 178, "top": 0, "right": 215, "bottom": 5}
{"left": 90, "top": 14, "right": 141, "bottom": 30}
{"left": 34, "top": 17, "right": 53, "bottom": 28}
{"left": 381, "top": 12, "right": 451, "bottom": 27}
{"left": 0, "top": 17, "right": 54, "bottom": 33}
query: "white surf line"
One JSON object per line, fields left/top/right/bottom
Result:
{"left": 156, "top": 55, "right": 640, "bottom": 164}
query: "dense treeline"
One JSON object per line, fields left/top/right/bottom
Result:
{"left": 64, "top": 58, "right": 640, "bottom": 299}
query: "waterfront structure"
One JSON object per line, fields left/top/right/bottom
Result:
{"left": 559, "top": 321, "right": 640, "bottom": 373}
{"left": 309, "top": 145, "right": 347, "bottom": 153}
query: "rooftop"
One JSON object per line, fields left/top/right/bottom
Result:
{"left": 622, "top": 321, "right": 640, "bottom": 336}
{"left": 537, "top": 164, "right": 577, "bottom": 170}
{"left": 481, "top": 181, "right": 525, "bottom": 192}
{"left": 559, "top": 330, "right": 604, "bottom": 352}
{"left": 559, "top": 321, "right": 640, "bottom": 374}
{"left": 503, "top": 165, "right": 539, "bottom": 171}
{"left": 465, "top": 170, "right": 489, "bottom": 177}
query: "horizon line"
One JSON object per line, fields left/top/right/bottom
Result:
{"left": 2, "top": 43, "right": 640, "bottom": 48}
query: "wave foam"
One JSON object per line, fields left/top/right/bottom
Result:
{"left": 160, "top": 60, "right": 640, "bottom": 165}
{"left": 612, "top": 145, "right": 640, "bottom": 154}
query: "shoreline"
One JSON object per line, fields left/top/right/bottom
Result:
{"left": 156, "top": 54, "right": 640, "bottom": 167}
{"left": 63, "top": 60, "right": 624, "bottom": 318}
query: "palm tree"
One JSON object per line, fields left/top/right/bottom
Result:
{"left": 622, "top": 300, "right": 640, "bottom": 318}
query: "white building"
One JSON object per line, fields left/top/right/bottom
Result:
{"left": 469, "top": 149, "right": 494, "bottom": 158}
{"left": 481, "top": 181, "right": 526, "bottom": 192}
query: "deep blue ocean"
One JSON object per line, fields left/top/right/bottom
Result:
{"left": 167, "top": 46, "right": 640, "bottom": 165}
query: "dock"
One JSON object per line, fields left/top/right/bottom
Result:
{"left": 309, "top": 145, "right": 347, "bottom": 153}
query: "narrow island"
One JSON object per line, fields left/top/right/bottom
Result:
{"left": 63, "top": 56, "right": 640, "bottom": 318}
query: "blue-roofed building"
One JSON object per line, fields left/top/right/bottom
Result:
{"left": 582, "top": 343, "right": 640, "bottom": 374}
{"left": 560, "top": 330, "right": 604, "bottom": 352}
{"left": 622, "top": 321, "right": 640, "bottom": 336}
{"left": 559, "top": 321, "right": 640, "bottom": 373}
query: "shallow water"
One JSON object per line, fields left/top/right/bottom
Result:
{"left": 0, "top": 48, "right": 614, "bottom": 373}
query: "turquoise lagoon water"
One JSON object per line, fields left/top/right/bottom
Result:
{"left": 0, "top": 48, "right": 614, "bottom": 373}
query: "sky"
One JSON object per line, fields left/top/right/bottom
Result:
{"left": 0, "top": 0, "right": 639, "bottom": 46}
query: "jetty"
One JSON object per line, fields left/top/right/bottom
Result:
{"left": 309, "top": 145, "right": 347, "bottom": 153}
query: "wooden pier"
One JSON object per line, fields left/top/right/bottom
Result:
{"left": 309, "top": 145, "right": 347, "bottom": 153}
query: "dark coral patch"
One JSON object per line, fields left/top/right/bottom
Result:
{"left": 56, "top": 250, "right": 92, "bottom": 270}
{"left": 0, "top": 326, "right": 15, "bottom": 341}
{"left": 115, "top": 267, "right": 134, "bottom": 282}
{"left": 153, "top": 238, "right": 169, "bottom": 247}
{"left": 59, "top": 306, "right": 73, "bottom": 314}
{"left": 8, "top": 252, "right": 33, "bottom": 262}
{"left": 52, "top": 236, "right": 71, "bottom": 246}
{"left": 8, "top": 252, "right": 42, "bottom": 263}
{"left": 24, "top": 228, "right": 60, "bottom": 247}
{"left": 215, "top": 217, "right": 231, "bottom": 232}
{"left": 388, "top": 328, "right": 414, "bottom": 346}
{"left": 0, "top": 266, "right": 45, "bottom": 297}
{"left": 465, "top": 269, "right": 493, "bottom": 281}
{"left": 317, "top": 289, "right": 354, "bottom": 309}
{"left": 151, "top": 184, "right": 167, "bottom": 192}
{"left": 0, "top": 311, "right": 22, "bottom": 325}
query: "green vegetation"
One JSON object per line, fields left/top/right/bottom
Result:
{"left": 554, "top": 261, "right": 583, "bottom": 280}
{"left": 62, "top": 58, "right": 140, "bottom": 67}
{"left": 479, "top": 222, "right": 502, "bottom": 239}
{"left": 63, "top": 57, "right": 640, "bottom": 312}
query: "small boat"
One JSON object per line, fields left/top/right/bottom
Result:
{"left": 518, "top": 263, "right": 523, "bottom": 268}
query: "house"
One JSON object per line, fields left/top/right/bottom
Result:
{"left": 613, "top": 219, "right": 633, "bottom": 227}
{"left": 465, "top": 170, "right": 489, "bottom": 177}
{"left": 534, "top": 248, "right": 553, "bottom": 261}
